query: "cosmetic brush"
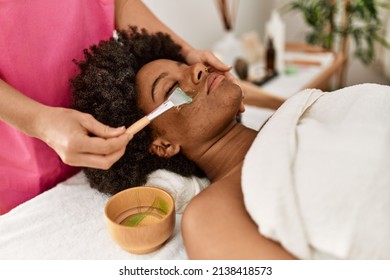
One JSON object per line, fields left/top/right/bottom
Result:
{"left": 126, "top": 87, "right": 192, "bottom": 135}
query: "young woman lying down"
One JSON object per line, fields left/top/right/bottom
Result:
{"left": 71, "top": 27, "right": 390, "bottom": 259}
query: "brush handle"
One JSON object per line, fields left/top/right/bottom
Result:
{"left": 125, "top": 116, "right": 150, "bottom": 135}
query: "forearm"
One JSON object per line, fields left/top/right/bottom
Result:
{"left": 0, "top": 79, "right": 131, "bottom": 169}
{"left": 0, "top": 79, "right": 47, "bottom": 138}
{"left": 115, "top": 0, "right": 193, "bottom": 57}
{"left": 240, "top": 80, "right": 285, "bottom": 110}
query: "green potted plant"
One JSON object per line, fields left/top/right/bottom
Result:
{"left": 284, "top": 0, "right": 390, "bottom": 65}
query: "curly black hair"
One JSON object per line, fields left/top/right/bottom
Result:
{"left": 71, "top": 27, "right": 204, "bottom": 195}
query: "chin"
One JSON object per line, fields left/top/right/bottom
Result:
{"left": 218, "top": 80, "right": 242, "bottom": 98}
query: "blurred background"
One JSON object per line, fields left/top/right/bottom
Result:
{"left": 144, "top": 0, "right": 390, "bottom": 87}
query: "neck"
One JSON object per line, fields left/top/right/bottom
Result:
{"left": 193, "top": 124, "right": 257, "bottom": 182}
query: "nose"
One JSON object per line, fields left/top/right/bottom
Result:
{"left": 189, "top": 63, "right": 207, "bottom": 84}
{"left": 179, "top": 63, "right": 208, "bottom": 97}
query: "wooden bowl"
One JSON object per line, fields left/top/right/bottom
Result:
{"left": 104, "top": 186, "right": 175, "bottom": 254}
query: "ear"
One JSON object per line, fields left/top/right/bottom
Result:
{"left": 149, "top": 137, "right": 181, "bottom": 159}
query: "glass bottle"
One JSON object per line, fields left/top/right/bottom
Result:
{"left": 266, "top": 38, "right": 276, "bottom": 74}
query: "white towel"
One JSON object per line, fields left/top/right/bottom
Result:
{"left": 147, "top": 170, "right": 209, "bottom": 214}
{"left": 242, "top": 84, "right": 390, "bottom": 259}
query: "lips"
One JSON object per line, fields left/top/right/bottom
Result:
{"left": 207, "top": 73, "right": 225, "bottom": 94}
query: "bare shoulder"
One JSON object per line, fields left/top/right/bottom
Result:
{"left": 182, "top": 164, "right": 296, "bottom": 259}
{"left": 190, "top": 164, "right": 243, "bottom": 204}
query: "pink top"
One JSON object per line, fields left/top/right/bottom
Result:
{"left": 0, "top": 0, "right": 115, "bottom": 214}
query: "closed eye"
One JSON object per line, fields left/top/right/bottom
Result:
{"left": 166, "top": 81, "right": 179, "bottom": 98}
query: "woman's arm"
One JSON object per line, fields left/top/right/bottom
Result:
{"left": 239, "top": 80, "right": 285, "bottom": 110}
{"left": 0, "top": 79, "right": 130, "bottom": 169}
{"left": 0, "top": 79, "right": 45, "bottom": 137}
{"left": 115, "top": 0, "right": 193, "bottom": 58}
{"left": 114, "top": 0, "right": 232, "bottom": 74}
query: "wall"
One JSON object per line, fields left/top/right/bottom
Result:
{"left": 143, "top": 0, "right": 273, "bottom": 49}
{"left": 144, "top": 0, "right": 390, "bottom": 86}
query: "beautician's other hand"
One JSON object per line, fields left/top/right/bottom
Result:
{"left": 37, "top": 106, "right": 132, "bottom": 170}
{"left": 184, "top": 49, "right": 238, "bottom": 84}
{"left": 184, "top": 49, "right": 244, "bottom": 114}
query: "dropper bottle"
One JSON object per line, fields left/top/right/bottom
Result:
{"left": 266, "top": 37, "right": 276, "bottom": 74}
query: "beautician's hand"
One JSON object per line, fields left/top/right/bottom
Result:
{"left": 184, "top": 49, "right": 238, "bottom": 84}
{"left": 185, "top": 49, "right": 245, "bottom": 114}
{"left": 36, "top": 106, "right": 132, "bottom": 170}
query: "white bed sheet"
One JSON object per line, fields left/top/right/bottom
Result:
{"left": 0, "top": 172, "right": 188, "bottom": 259}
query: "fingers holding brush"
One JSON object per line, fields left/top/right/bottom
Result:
{"left": 67, "top": 137, "right": 130, "bottom": 170}
{"left": 38, "top": 107, "right": 133, "bottom": 169}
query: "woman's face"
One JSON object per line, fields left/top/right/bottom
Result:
{"left": 135, "top": 59, "right": 244, "bottom": 150}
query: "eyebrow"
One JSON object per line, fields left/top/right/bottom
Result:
{"left": 150, "top": 62, "right": 184, "bottom": 102}
{"left": 151, "top": 72, "right": 168, "bottom": 102}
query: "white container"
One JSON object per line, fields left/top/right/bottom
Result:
{"left": 212, "top": 31, "right": 243, "bottom": 67}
